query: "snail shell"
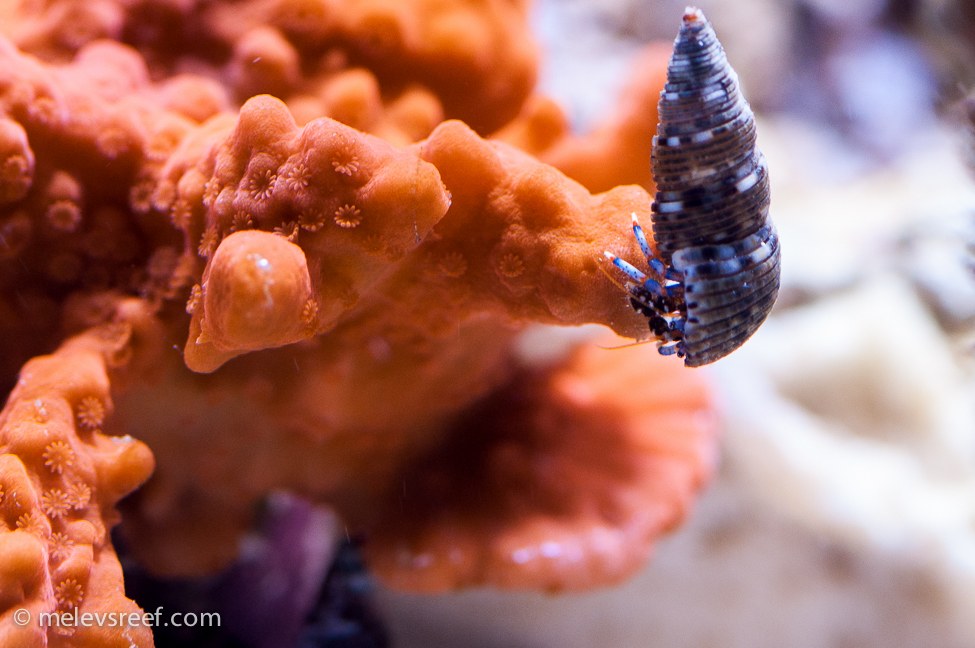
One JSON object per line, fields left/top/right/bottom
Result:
{"left": 650, "top": 7, "right": 780, "bottom": 367}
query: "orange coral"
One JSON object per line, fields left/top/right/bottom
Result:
{"left": 187, "top": 103, "right": 660, "bottom": 350}
{"left": 4, "top": 0, "right": 537, "bottom": 134}
{"left": 111, "top": 318, "right": 718, "bottom": 594}
{"left": 288, "top": 70, "right": 446, "bottom": 146}
{"left": 0, "top": 0, "right": 724, "bottom": 635}
{"left": 108, "top": 115, "right": 713, "bottom": 590}
{"left": 0, "top": 36, "right": 197, "bottom": 391}
{"left": 0, "top": 315, "right": 155, "bottom": 646}
{"left": 169, "top": 94, "right": 665, "bottom": 373}
{"left": 365, "top": 337, "right": 717, "bottom": 592}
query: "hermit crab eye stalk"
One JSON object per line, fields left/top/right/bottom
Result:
{"left": 604, "top": 6, "right": 781, "bottom": 367}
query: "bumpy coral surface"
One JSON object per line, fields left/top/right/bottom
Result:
{"left": 0, "top": 0, "right": 722, "bottom": 641}
{"left": 2, "top": 0, "right": 537, "bottom": 134}
{"left": 0, "top": 313, "right": 155, "bottom": 647}
{"left": 171, "top": 94, "right": 452, "bottom": 371}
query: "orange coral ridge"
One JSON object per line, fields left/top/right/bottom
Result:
{"left": 174, "top": 95, "right": 659, "bottom": 373}
{"left": 0, "top": 317, "right": 154, "bottom": 647}
{"left": 0, "top": 36, "right": 208, "bottom": 390}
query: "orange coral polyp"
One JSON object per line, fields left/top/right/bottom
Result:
{"left": 200, "top": 230, "right": 313, "bottom": 352}
{"left": 0, "top": 117, "right": 34, "bottom": 204}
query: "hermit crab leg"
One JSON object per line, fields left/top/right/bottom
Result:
{"left": 602, "top": 251, "right": 668, "bottom": 298}
{"left": 630, "top": 212, "right": 655, "bottom": 265}
{"left": 600, "top": 245, "right": 686, "bottom": 357}
{"left": 603, "top": 213, "right": 682, "bottom": 300}
{"left": 628, "top": 213, "right": 680, "bottom": 283}
{"left": 658, "top": 342, "right": 682, "bottom": 356}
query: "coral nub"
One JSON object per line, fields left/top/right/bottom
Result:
{"left": 605, "top": 7, "right": 780, "bottom": 367}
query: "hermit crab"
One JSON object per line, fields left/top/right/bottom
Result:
{"left": 605, "top": 7, "right": 780, "bottom": 367}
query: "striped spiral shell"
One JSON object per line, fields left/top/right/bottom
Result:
{"left": 615, "top": 7, "right": 780, "bottom": 367}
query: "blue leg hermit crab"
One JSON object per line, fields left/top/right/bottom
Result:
{"left": 605, "top": 7, "right": 781, "bottom": 367}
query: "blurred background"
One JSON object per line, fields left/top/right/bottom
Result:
{"left": 374, "top": 0, "right": 975, "bottom": 645}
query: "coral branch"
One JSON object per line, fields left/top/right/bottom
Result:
{"left": 0, "top": 316, "right": 155, "bottom": 646}
{"left": 383, "top": 119, "right": 654, "bottom": 336}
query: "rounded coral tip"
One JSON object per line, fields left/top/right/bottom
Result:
{"left": 202, "top": 230, "right": 313, "bottom": 352}
{"left": 0, "top": 528, "right": 46, "bottom": 587}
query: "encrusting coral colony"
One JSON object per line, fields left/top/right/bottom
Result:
{"left": 0, "top": 0, "right": 723, "bottom": 644}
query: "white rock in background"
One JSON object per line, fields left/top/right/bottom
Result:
{"left": 378, "top": 472, "right": 970, "bottom": 648}
{"left": 758, "top": 120, "right": 975, "bottom": 297}
{"left": 714, "top": 275, "right": 975, "bottom": 643}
